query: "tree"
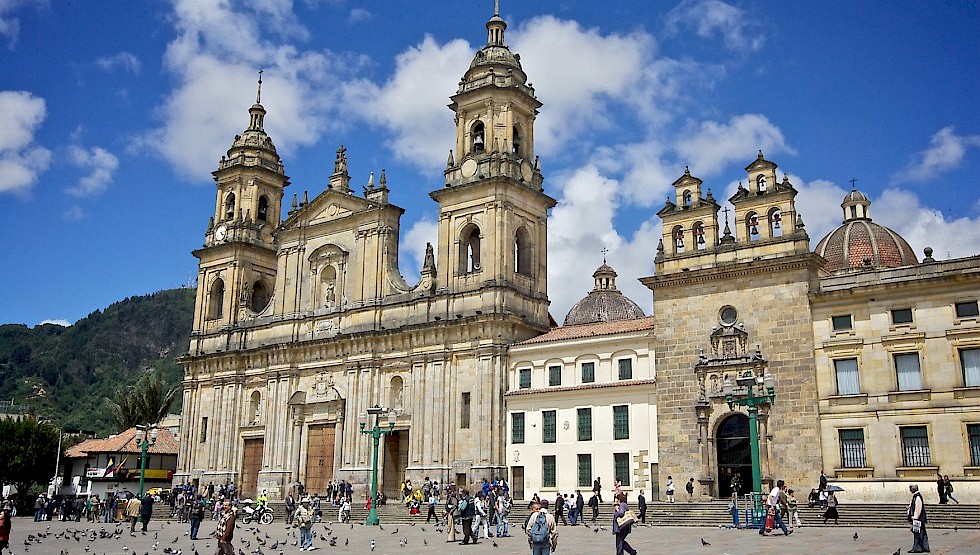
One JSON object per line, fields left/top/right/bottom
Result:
{"left": 0, "top": 417, "right": 60, "bottom": 507}
{"left": 107, "top": 371, "right": 179, "bottom": 431}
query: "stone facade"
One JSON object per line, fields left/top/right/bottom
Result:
{"left": 176, "top": 9, "right": 554, "bottom": 500}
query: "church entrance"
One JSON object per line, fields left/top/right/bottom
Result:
{"left": 305, "top": 424, "right": 336, "bottom": 497}
{"left": 382, "top": 431, "right": 409, "bottom": 499}
{"left": 241, "top": 438, "right": 264, "bottom": 499}
{"left": 716, "top": 414, "right": 753, "bottom": 498}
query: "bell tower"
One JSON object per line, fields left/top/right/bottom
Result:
{"left": 191, "top": 73, "right": 288, "bottom": 334}
{"left": 430, "top": 3, "right": 555, "bottom": 326}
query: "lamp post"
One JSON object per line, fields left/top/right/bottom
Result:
{"left": 358, "top": 406, "right": 397, "bottom": 525}
{"left": 134, "top": 424, "right": 159, "bottom": 498}
{"left": 722, "top": 371, "right": 775, "bottom": 494}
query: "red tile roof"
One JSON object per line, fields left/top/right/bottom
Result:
{"left": 516, "top": 317, "right": 654, "bottom": 345}
{"left": 65, "top": 426, "right": 179, "bottom": 458}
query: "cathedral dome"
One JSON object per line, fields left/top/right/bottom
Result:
{"left": 814, "top": 189, "right": 918, "bottom": 272}
{"left": 563, "top": 263, "right": 646, "bottom": 326}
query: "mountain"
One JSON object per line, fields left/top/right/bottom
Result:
{"left": 0, "top": 288, "right": 195, "bottom": 434}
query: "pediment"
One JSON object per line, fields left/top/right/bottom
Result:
{"left": 281, "top": 189, "right": 375, "bottom": 231}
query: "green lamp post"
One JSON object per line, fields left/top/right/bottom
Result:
{"left": 134, "top": 424, "right": 159, "bottom": 498}
{"left": 722, "top": 371, "right": 775, "bottom": 494}
{"left": 358, "top": 406, "right": 397, "bottom": 526}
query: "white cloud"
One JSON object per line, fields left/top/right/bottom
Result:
{"left": 66, "top": 145, "right": 119, "bottom": 197}
{"left": 346, "top": 35, "right": 472, "bottom": 173}
{"left": 675, "top": 114, "right": 795, "bottom": 175}
{"left": 38, "top": 319, "right": 70, "bottom": 327}
{"left": 96, "top": 51, "right": 141, "bottom": 74}
{"left": 0, "top": 90, "right": 51, "bottom": 195}
{"left": 348, "top": 8, "right": 370, "bottom": 23}
{"left": 874, "top": 188, "right": 980, "bottom": 260}
{"left": 665, "top": 0, "right": 765, "bottom": 53}
{"left": 892, "top": 126, "right": 980, "bottom": 184}
{"left": 0, "top": 0, "right": 46, "bottom": 49}
{"left": 63, "top": 205, "right": 84, "bottom": 220}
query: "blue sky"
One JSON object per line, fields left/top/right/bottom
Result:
{"left": 1, "top": 0, "right": 978, "bottom": 327}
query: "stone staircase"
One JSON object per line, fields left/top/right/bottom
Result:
{"left": 153, "top": 500, "right": 980, "bottom": 529}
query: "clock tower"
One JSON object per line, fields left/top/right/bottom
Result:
{"left": 191, "top": 75, "right": 288, "bottom": 336}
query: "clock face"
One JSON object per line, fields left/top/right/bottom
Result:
{"left": 215, "top": 224, "right": 227, "bottom": 241}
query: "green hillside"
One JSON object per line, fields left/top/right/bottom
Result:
{"left": 0, "top": 288, "right": 195, "bottom": 434}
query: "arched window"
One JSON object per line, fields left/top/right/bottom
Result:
{"left": 693, "top": 221, "right": 707, "bottom": 250}
{"left": 683, "top": 190, "right": 692, "bottom": 207}
{"left": 746, "top": 212, "right": 760, "bottom": 241}
{"left": 458, "top": 224, "right": 482, "bottom": 273}
{"left": 757, "top": 175, "right": 767, "bottom": 193}
{"left": 257, "top": 195, "right": 269, "bottom": 222}
{"left": 250, "top": 280, "right": 271, "bottom": 312}
{"left": 471, "top": 121, "right": 485, "bottom": 154}
{"left": 389, "top": 376, "right": 404, "bottom": 411}
{"left": 512, "top": 126, "right": 521, "bottom": 156}
{"left": 672, "top": 225, "right": 685, "bottom": 254}
{"left": 249, "top": 391, "right": 262, "bottom": 424}
{"left": 207, "top": 278, "right": 225, "bottom": 320}
{"left": 320, "top": 265, "right": 337, "bottom": 308}
{"left": 515, "top": 227, "right": 531, "bottom": 276}
{"left": 224, "top": 193, "right": 236, "bottom": 221}
{"left": 768, "top": 208, "right": 783, "bottom": 238}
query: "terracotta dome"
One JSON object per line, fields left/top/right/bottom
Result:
{"left": 814, "top": 189, "right": 917, "bottom": 272}
{"left": 563, "top": 263, "right": 646, "bottom": 326}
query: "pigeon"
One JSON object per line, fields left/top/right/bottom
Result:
{"left": 391, "top": 528, "right": 399, "bottom": 535}
{"left": 370, "top": 540, "right": 376, "bottom": 552}
{"left": 701, "top": 538, "right": 710, "bottom": 546}
{"left": 853, "top": 532, "right": 859, "bottom": 540}
{"left": 423, "top": 539, "right": 428, "bottom": 546}
{"left": 492, "top": 541, "right": 498, "bottom": 547}
{"left": 344, "top": 539, "right": 349, "bottom": 546}
{"left": 892, "top": 549, "right": 901, "bottom": 555}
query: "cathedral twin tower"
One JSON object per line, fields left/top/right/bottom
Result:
{"left": 178, "top": 8, "right": 555, "bottom": 498}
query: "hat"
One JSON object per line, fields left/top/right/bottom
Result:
{"left": 301, "top": 497, "right": 311, "bottom": 503}
{"left": 539, "top": 499, "right": 549, "bottom": 508}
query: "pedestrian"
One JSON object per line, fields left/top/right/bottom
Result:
{"left": 908, "top": 483, "right": 930, "bottom": 553}
{"left": 459, "top": 488, "right": 478, "bottom": 545}
{"left": 445, "top": 488, "right": 458, "bottom": 542}
{"left": 125, "top": 494, "right": 141, "bottom": 533}
{"left": 426, "top": 489, "right": 439, "bottom": 523}
{"left": 592, "top": 477, "right": 603, "bottom": 503}
{"left": 525, "top": 498, "right": 557, "bottom": 555}
{"left": 0, "top": 501, "right": 12, "bottom": 555}
{"left": 553, "top": 493, "right": 566, "bottom": 526}
{"left": 574, "top": 491, "right": 585, "bottom": 527}
{"left": 822, "top": 490, "right": 839, "bottom": 525}
{"left": 214, "top": 498, "right": 236, "bottom": 555}
{"left": 731, "top": 474, "right": 741, "bottom": 497}
{"left": 296, "top": 497, "right": 315, "bottom": 550}
{"left": 496, "top": 491, "right": 511, "bottom": 537}
{"left": 612, "top": 492, "right": 636, "bottom": 555}
{"left": 937, "top": 472, "right": 948, "bottom": 504}
{"left": 787, "top": 488, "right": 802, "bottom": 528}
{"left": 759, "top": 480, "right": 792, "bottom": 537}
{"left": 665, "top": 476, "right": 675, "bottom": 503}
{"left": 686, "top": 478, "right": 695, "bottom": 502}
{"left": 34, "top": 494, "right": 44, "bottom": 522}
{"left": 727, "top": 493, "right": 738, "bottom": 528}
{"left": 588, "top": 491, "right": 599, "bottom": 523}
{"left": 944, "top": 475, "right": 959, "bottom": 504}
{"left": 474, "top": 492, "right": 490, "bottom": 539}
{"left": 340, "top": 496, "right": 351, "bottom": 523}
{"left": 284, "top": 491, "right": 295, "bottom": 525}
{"left": 637, "top": 490, "right": 647, "bottom": 524}
{"left": 189, "top": 496, "right": 205, "bottom": 540}
{"left": 140, "top": 492, "right": 154, "bottom": 533}
{"left": 819, "top": 470, "right": 828, "bottom": 492}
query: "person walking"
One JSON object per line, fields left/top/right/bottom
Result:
{"left": 612, "top": 493, "right": 636, "bottom": 555}
{"left": 787, "top": 489, "right": 802, "bottom": 528}
{"left": 295, "top": 497, "right": 315, "bottom": 551}
{"left": 937, "top": 473, "right": 948, "bottom": 504}
{"left": 944, "top": 475, "right": 959, "bottom": 504}
{"left": 496, "top": 492, "right": 511, "bottom": 537}
{"left": 553, "top": 493, "right": 566, "bottom": 526}
{"left": 822, "top": 490, "right": 839, "bottom": 525}
{"left": 125, "top": 494, "right": 141, "bottom": 533}
{"left": 426, "top": 490, "right": 439, "bottom": 523}
{"left": 139, "top": 493, "right": 154, "bottom": 533}
{"left": 474, "top": 492, "right": 490, "bottom": 540}
{"left": 189, "top": 496, "right": 205, "bottom": 540}
{"left": 759, "top": 480, "right": 792, "bottom": 537}
{"left": 445, "top": 488, "right": 458, "bottom": 542}
{"left": 686, "top": 478, "right": 695, "bottom": 502}
{"left": 214, "top": 498, "right": 236, "bottom": 555}
{"left": 588, "top": 491, "right": 599, "bottom": 523}
{"left": 665, "top": 476, "right": 675, "bottom": 503}
{"left": 592, "top": 477, "right": 603, "bottom": 503}
{"left": 908, "top": 483, "right": 930, "bottom": 553}
{"left": 637, "top": 491, "right": 647, "bottom": 524}
{"left": 284, "top": 492, "right": 295, "bottom": 525}
{"left": 0, "top": 501, "right": 12, "bottom": 555}
{"left": 459, "top": 489, "right": 478, "bottom": 545}
{"left": 574, "top": 491, "right": 585, "bottom": 527}
{"left": 525, "top": 499, "right": 557, "bottom": 555}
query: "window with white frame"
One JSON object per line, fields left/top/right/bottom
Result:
{"left": 961, "top": 348, "right": 980, "bottom": 387}
{"left": 895, "top": 353, "right": 923, "bottom": 391}
{"left": 618, "top": 358, "right": 633, "bottom": 380}
{"left": 834, "top": 358, "right": 860, "bottom": 395}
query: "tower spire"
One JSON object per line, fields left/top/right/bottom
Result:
{"left": 494, "top": 0, "right": 500, "bottom": 17}
{"left": 256, "top": 69, "right": 263, "bottom": 104}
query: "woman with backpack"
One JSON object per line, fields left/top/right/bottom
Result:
{"left": 612, "top": 493, "right": 637, "bottom": 555}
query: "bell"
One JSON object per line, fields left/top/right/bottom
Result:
{"left": 696, "top": 234, "right": 706, "bottom": 245}
{"left": 772, "top": 213, "right": 781, "bottom": 229}
{"left": 750, "top": 224, "right": 759, "bottom": 236}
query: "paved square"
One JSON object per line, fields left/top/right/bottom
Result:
{"left": 9, "top": 518, "right": 980, "bottom": 555}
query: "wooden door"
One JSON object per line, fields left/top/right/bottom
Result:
{"left": 512, "top": 466, "right": 524, "bottom": 501}
{"left": 305, "top": 424, "right": 336, "bottom": 497}
{"left": 241, "top": 438, "right": 264, "bottom": 500}
{"left": 382, "top": 431, "right": 409, "bottom": 498}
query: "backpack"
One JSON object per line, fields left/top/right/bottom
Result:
{"left": 457, "top": 497, "right": 468, "bottom": 514}
{"left": 529, "top": 512, "right": 549, "bottom": 545}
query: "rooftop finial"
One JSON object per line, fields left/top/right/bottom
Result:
{"left": 494, "top": 0, "right": 500, "bottom": 17}
{"left": 601, "top": 246, "right": 609, "bottom": 264}
{"left": 850, "top": 177, "right": 857, "bottom": 191}
{"left": 256, "top": 69, "right": 264, "bottom": 104}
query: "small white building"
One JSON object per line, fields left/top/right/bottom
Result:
{"left": 505, "top": 264, "right": 658, "bottom": 501}
{"left": 62, "top": 426, "right": 179, "bottom": 499}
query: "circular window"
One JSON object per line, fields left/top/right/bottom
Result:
{"left": 720, "top": 306, "right": 738, "bottom": 326}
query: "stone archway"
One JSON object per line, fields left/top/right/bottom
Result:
{"left": 716, "top": 413, "right": 752, "bottom": 498}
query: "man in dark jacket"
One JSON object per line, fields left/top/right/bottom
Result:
{"left": 637, "top": 490, "right": 647, "bottom": 524}
{"left": 139, "top": 493, "right": 154, "bottom": 532}
{"left": 588, "top": 492, "right": 599, "bottom": 523}
{"left": 459, "top": 489, "right": 478, "bottom": 545}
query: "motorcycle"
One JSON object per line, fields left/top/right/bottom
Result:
{"left": 239, "top": 499, "right": 275, "bottom": 525}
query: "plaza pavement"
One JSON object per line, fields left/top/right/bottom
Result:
{"left": 8, "top": 516, "right": 980, "bottom": 555}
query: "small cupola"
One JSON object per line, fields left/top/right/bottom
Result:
{"left": 486, "top": 0, "right": 507, "bottom": 46}
{"left": 841, "top": 185, "right": 871, "bottom": 221}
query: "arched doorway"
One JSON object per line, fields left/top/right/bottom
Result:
{"left": 716, "top": 413, "right": 753, "bottom": 498}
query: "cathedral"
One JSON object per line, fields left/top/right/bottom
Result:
{"left": 177, "top": 7, "right": 980, "bottom": 503}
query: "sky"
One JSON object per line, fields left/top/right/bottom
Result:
{"left": 1, "top": 0, "right": 978, "bottom": 328}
